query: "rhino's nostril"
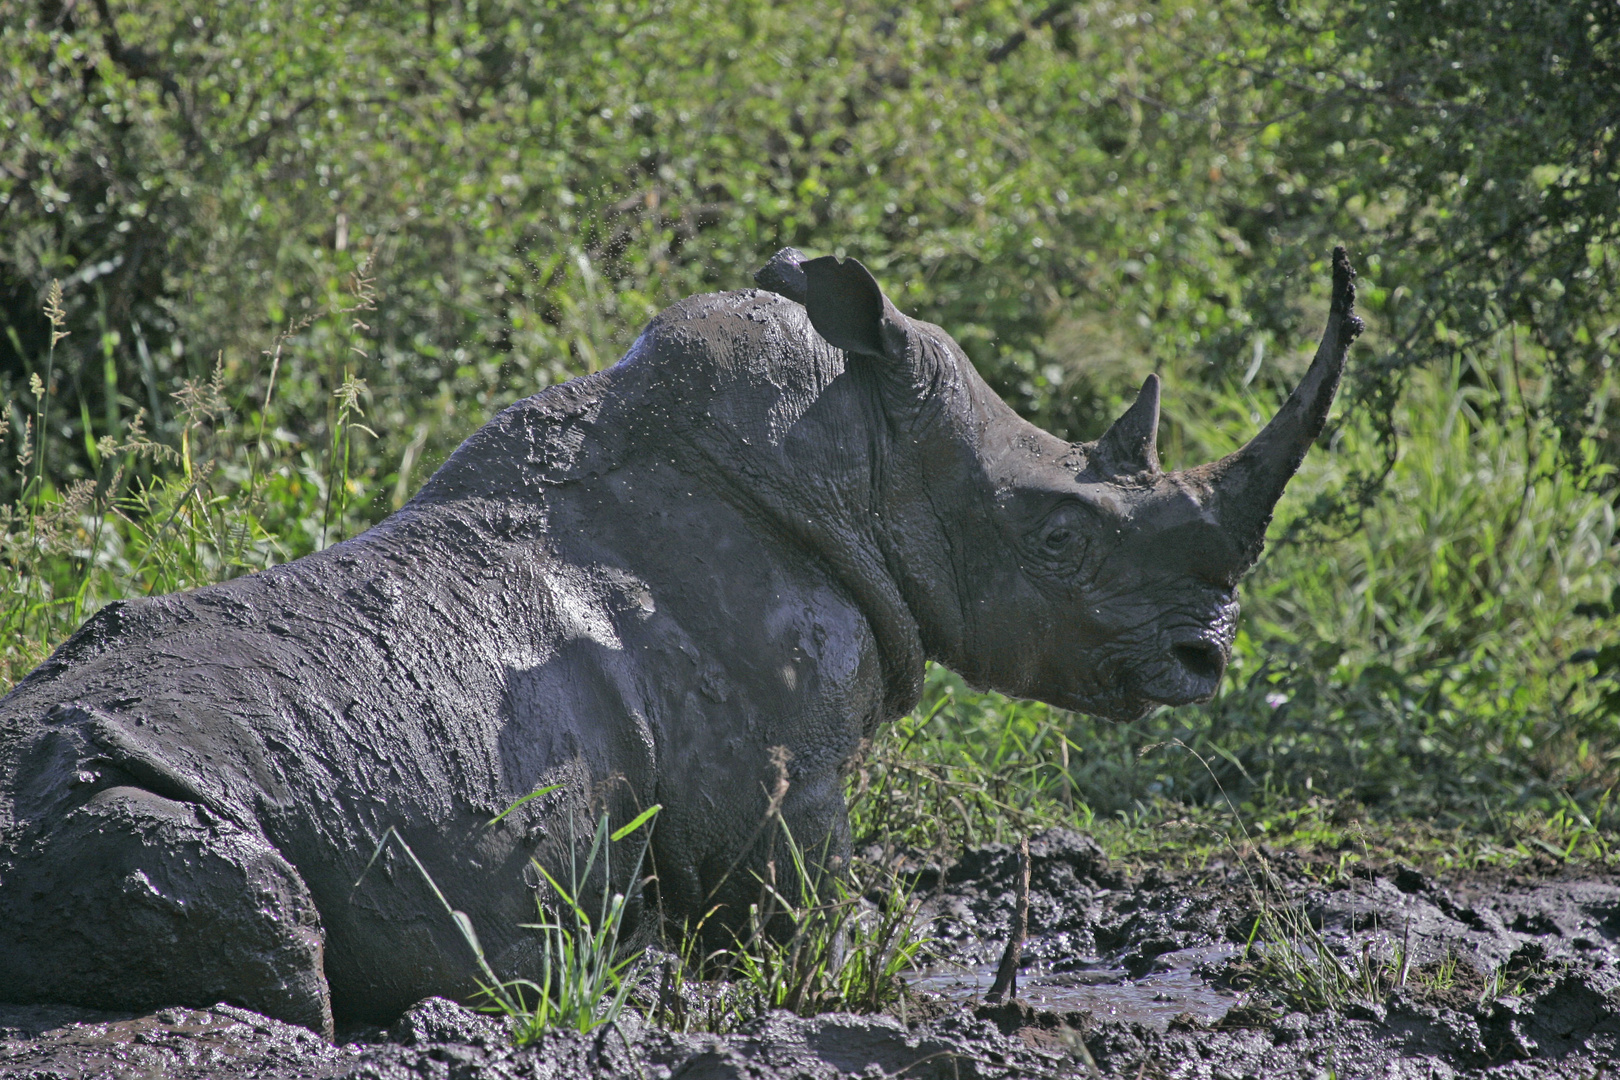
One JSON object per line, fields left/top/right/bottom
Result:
{"left": 1172, "top": 641, "right": 1224, "bottom": 682}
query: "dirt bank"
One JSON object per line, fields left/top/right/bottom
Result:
{"left": 4, "top": 831, "right": 1616, "bottom": 1078}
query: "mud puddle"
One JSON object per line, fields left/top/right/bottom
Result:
{"left": 4, "top": 829, "right": 1618, "bottom": 1078}
{"left": 908, "top": 945, "right": 1242, "bottom": 1030}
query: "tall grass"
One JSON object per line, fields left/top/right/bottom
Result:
{"left": 1234, "top": 888, "right": 1543, "bottom": 1016}
{"left": 1, "top": 276, "right": 382, "bottom": 690}
{"left": 369, "top": 802, "right": 932, "bottom": 1039}
{"left": 1187, "top": 351, "right": 1618, "bottom": 817}
{"left": 356, "top": 806, "right": 660, "bottom": 1043}
{"left": 496, "top": 808, "right": 658, "bottom": 1042}
{"left": 707, "top": 822, "right": 929, "bottom": 1024}
{"left": 653, "top": 843, "right": 931, "bottom": 1032}
{"left": 848, "top": 667, "right": 1089, "bottom": 852}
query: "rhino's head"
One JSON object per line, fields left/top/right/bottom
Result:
{"left": 774, "top": 248, "right": 1361, "bottom": 721}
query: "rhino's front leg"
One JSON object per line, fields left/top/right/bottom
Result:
{"left": 663, "top": 762, "right": 854, "bottom": 954}
{"left": 777, "top": 770, "right": 854, "bottom": 888}
{"left": 761, "top": 771, "right": 857, "bottom": 958}
{"left": 0, "top": 785, "right": 333, "bottom": 1037}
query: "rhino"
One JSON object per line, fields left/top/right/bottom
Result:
{"left": 0, "top": 247, "right": 1360, "bottom": 1035}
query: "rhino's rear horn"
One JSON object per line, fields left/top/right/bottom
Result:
{"left": 802, "top": 255, "right": 909, "bottom": 364}
{"left": 1199, "top": 247, "right": 1363, "bottom": 568}
{"left": 1093, "top": 374, "right": 1161, "bottom": 477}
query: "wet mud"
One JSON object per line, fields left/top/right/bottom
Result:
{"left": 4, "top": 829, "right": 1617, "bottom": 1078}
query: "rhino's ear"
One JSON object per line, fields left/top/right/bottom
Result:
{"left": 802, "top": 255, "right": 909, "bottom": 363}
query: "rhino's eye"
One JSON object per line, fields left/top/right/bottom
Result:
{"left": 1028, "top": 503, "right": 1090, "bottom": 574}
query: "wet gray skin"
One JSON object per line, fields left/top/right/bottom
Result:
{"left": 0, "top": 248, "right": 1360, "bottom": 1035}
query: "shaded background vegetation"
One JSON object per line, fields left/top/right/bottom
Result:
{"left": 2, "top": 0, "right": 1618, "bottom": 847}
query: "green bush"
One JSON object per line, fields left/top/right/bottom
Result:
{"left": 4, "top": 0, "right": 1287, "bottom": 508}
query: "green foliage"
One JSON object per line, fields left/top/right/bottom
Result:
{"left": 5, "top": 0, "right": 1617, "bottom": 513}
{"left": 0, "top": 272, "right": 382, "bottom": 687}
{"left": 2, "top": 0, "right": 1390, "bottom": 511}
{"left": 1220, "top": 0, "right": 1620, "bottom": 497}
{"left": 1131, "top": 352, "right": 1620, "bottom": 820}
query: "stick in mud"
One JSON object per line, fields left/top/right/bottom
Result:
{"left": 985, "top": 835, "right": 1030, "bottom": 1004}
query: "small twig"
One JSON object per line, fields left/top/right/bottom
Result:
{"left": 985, "top": 835, "right": 1030, "bottom": 1004}
{"left": 1399, "top": 916, "right": 1412, "bottom": 987}
{"left": 655, "top": 958, "right": 676, "bottom": 1029}
{"left": 987, "top": 1, "right": 1071, "bottom": 64}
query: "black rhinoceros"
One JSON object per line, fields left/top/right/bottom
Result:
{"left": 0, "top": 248, "right": 1360, "bottom": 1034}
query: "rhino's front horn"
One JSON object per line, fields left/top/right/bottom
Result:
{"left": 1093, "top": 374, "right": 1161, "bottom": 477}
{"left": 1196, "top": 247, "right": 1364, "bottom": 568}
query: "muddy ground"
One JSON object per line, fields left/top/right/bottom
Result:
{"left": 4, "top": 829, "right": 1617, "bottom": 1078}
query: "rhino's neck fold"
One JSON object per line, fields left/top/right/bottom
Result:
{"left": 696, "top": 454, "right": 926, "bottom": 723}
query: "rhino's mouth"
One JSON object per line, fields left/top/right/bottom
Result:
{"left": 1047, "top": 661, "right": 1158, "bottom": 723}
{"left": 1067, "top": 636, "right": 1228, "bottom": 719}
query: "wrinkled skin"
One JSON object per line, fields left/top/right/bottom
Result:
{"left": 0, "top": 248, "right": 1360, "bottom": 1035}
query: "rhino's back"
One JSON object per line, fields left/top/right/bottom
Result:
{"left": 0, "top": 526, "right": 518, "bottom": 845}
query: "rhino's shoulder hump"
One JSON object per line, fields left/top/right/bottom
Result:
{"left": 624, "top": 288, "right": 819, "bottom": 374}
{"left": 640, "top": 286, "right": 805, "bottom": 330}
{"left": 411, "top": 288, "right": 832, "bottom": 505}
